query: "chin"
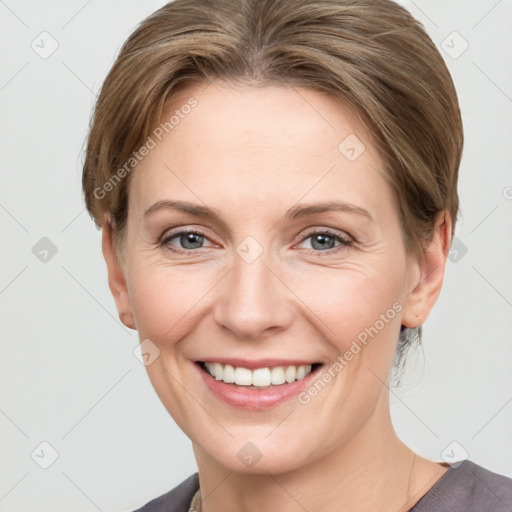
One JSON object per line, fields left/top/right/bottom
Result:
{"left": 195, "top": 432, "right": 320, "bottom": 476}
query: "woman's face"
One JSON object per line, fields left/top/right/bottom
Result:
{"left": 106, "top": 81, "right": 436, "bottom": 474}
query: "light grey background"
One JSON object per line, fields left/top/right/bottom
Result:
{"left": 0, "top": 0, "right": 511, "bottom": 510}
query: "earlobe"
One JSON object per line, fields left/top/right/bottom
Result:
{"left": 101, "top": 222, "right": 136, "bottom": 330}
{"left": 401, "top": 211, "right": 452, "bottom": 329}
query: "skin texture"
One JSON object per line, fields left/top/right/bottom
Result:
{"left": 102, "top": 81, "right": 452, "bottom": 511}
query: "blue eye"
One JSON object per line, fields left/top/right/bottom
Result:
{"left": 160, "top": 230, "right": 214, "bottom": 252}
{"left": 298, "top": 230, "right": 352, "bottom": 253}
{"left": 159, "top": 228, "right": 352, "bottom": 254}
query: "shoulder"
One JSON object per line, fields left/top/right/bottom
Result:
{"left": 131, "top": 473, "right": 199, "bottom": 512}
{"left": 411, "top": 460, "right": 512, "bottom": 511}
{"left": 468, "top": 461, "right": 512, "bottom": 509}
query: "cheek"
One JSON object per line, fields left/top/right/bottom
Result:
{"left": 286, "top": 259, "right": 404, "bottom": 346}
{"left": 127, "top": 262, "right": 217, "bottom": 343}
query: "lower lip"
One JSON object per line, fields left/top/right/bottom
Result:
{"left": 195, "top": 363, "right": 322, "bottom": 410}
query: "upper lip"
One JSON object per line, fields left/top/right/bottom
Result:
{"left": 196, "top": 358, "right": 320, "bottom": 370}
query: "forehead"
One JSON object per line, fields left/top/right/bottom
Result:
{"left": 129, "top": 81, "right": 395, "bottom": 223}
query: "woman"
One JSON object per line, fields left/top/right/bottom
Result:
{"left": 82, "top": 0, "right": 512, "bottom": 510}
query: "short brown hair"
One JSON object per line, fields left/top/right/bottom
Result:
{"left": 82, "top": 0, "right": 464, "bottom": 377}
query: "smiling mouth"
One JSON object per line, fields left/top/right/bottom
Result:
{"left": 196, "top": 361, "right": 323, "bottom": 388}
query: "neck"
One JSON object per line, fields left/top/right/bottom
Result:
{"left": 192, "top": 392, "right": 446, "bottom": 512}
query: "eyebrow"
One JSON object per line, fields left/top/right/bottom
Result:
{"left": 283, "top": 201, "right": 373, "bottom": 222}
{"left": 143, "top": 199, "right": 373, "bottom": 225}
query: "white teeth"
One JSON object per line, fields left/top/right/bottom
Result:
{"left": 271, "top": 367, "right": 286, "bottom": 385}
{"left": 285, "top": 365, "right": 296, "bottom": 383}
{"left": 202, "top": 362, "right": 315, "bottom": 387}
{"left": 252, "top": 368, "right": 271, "bottom": 386}
{"left": 213, "top": 362, "right": 223, "bottom": 380}
{"left": 234, "top": 367, "right": 253, "bottom": 386}
{"left": 223, "top": 364, "right": 235, "bottom": 383}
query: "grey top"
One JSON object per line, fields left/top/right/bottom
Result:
{"left": 132, "top": 459, "right": 512, "bottom": 512}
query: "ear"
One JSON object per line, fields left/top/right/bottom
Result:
{"left": 401, "top": 211, "right": 452, "bottom": 329}
{"left": 101, "top": 221, "right": 136, "bottom": 330}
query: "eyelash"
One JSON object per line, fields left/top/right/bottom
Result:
{"left": 158, "top": 228, "right": 353, "bottom": 255}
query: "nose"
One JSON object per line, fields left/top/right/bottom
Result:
{"left": 213, "top": 245, "right": 294, "bottom": 341}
